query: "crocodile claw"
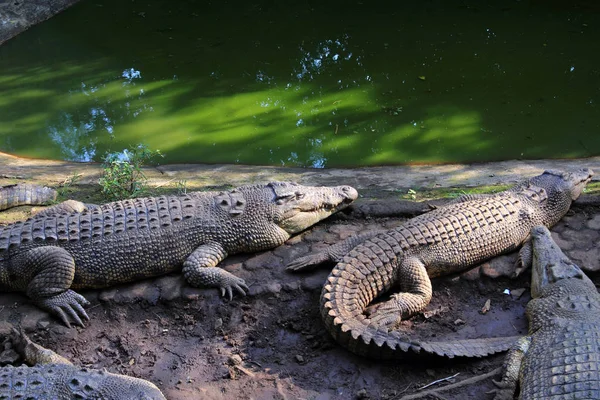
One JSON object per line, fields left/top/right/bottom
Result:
{"left": 35, "top": 290, "right": 90, "bottom": 328}
{"left": 219, "top": 277, "right": 249, "bottom": 301}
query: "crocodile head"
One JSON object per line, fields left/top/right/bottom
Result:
{"left": 267, "top": 182, "right": 358, "bottom": 234}
{"left": 526, "top": 168, "right": 594, "bottom": 201}
{"left": 512, "top": 168, "right": 594, "bottom": 226}
{"left": 529, "top": 225, "right": 591, "bottom": 298}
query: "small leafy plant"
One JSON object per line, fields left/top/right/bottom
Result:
{"left": 99, "top": 144, "right": 163, "bottom": 200}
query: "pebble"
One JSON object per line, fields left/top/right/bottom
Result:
{"left": 480, "top": 254, "right": 516, "bottom": 278}
{"left": 155, "top": 275, "right": 184, "bottom": 301}
{"left": 228, "top": 354, "right": 242, "bottom": 366}
{"left": 0, "top": 349, "right": 19, "bottom": 366}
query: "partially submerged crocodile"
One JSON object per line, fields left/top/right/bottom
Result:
{"left": 1, "top": 328, "right": 165, "bottom": 399}
{"left": 492, "top": 225, "right": 600, "bottom": 400}
{"left": 0, "top": 182, "right": 357, "bottom": 327}
{"left": 0, "top": 184, "right": 57, "bottom": 211}
{"left": 288, "top": 169, "right": 593, "bottom": 358}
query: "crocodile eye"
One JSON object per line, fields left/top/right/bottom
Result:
{"left": 295, "top": 192, "right": 305, "bottom": 200}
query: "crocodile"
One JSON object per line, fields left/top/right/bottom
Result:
{"left": 0, "top": 182, "right": 358, "bottom": 327}
{"left": 0, "top": 328, "right": 165, "bottom": 399}
{"left": 0, "top": 184, "right": 57, "bottom": 211}
{"left": 288, "top": 168, "right": 593, "bottom": 358}
{"left": 491, "top": 225, "right": 600, "bottom": 400}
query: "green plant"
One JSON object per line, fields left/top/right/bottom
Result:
{"left": 175, "top": 179, "right": 188, "bottom": 195}
{"left": 99, "top": 144, "right": 163, "bottom": 200}
{"left": 56, "top": 172, "right": 82, "bottom": 199}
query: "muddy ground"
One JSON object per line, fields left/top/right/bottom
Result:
{"left": 0, "top": 194, "right": 599, "bottom": 400}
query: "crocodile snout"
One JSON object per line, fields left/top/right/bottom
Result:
{"left": 340, "top": 186, "right": 358, "bottom": 202}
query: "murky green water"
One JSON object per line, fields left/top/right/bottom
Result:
{"left": 1, "top": 0, "right": 599, "bottom": 167}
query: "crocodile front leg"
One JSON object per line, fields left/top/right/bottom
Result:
{"left": 491, "top": 336, "right": 531, "bottom": 400}
{"left": 182, "top": 242, "right": 249, "bottom": 300}
{"left": 16, "top": 246, "right": 90, "bottom": 327}
{"left": 515, "top": 239, "right": 532, "bottom": 277}
{"left": 364, "top": 256, "right": 432, "bottom": 330}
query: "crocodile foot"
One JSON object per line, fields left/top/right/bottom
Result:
{"left": 219, "top": 275, "right": 249, "bottom": 301}
{"left": 364, "top": 299, "right": 403, "bottom": 331}
{"left": 34, "top": 290, "right": 90, "bottom": 328}
{"left": 286, "top": 251, "right": 330, "bottom": 272}
{"left": 365, "top": 291, "right": 430, "bottom": 330}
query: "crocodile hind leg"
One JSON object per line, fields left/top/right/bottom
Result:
{"left": 287, "top": 231, "right": 383, "bottom": 272}
{"left": 9, "top": 327, "right": 72, "bottom": 366}
{"left": 365, "top": 257, "right": 432, "bottom": 330}
{"left": 183, "top": 242, "right": 249, "bottom": 300}
{"left": 16, "top": 246, "right": 90, "bottom": 327}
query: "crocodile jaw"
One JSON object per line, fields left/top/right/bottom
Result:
{"left": 530, "top": 225, "right": 585, "bottom": 298}
{"left": 276, "top": 184, "right": 358, "bottom": 235}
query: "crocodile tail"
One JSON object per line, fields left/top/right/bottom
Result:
{"left": 320, "top": 237, "right": 519, "bottom": 359}
{"left": 0, "top": 184, "right": 57, "bottom": 211}
{"left": 321, "top": 287, "right": 519, "bottom": 358}
{"left": 416, "top": 336, "right": 520, "bottom": 358}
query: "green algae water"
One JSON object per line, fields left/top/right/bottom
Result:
{"left": 0, "top": 0, "right": 599, "bottom": 167}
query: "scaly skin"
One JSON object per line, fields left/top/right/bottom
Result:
{"left": 492, "top": 225, "right": 600, "bottom": 400}
{"left": 0, "top": 328, "right": 165, "bottom": 399}
{"left": 289, "top": 169, "right": 593, "bottom": 359}
{"left": 0, "top": 184, "right": 57, "bottom": 211}
{"left": 0, "top": 182, "right": 357, "bottom": 327}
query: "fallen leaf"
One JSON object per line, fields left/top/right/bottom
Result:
{"left": 418, "top": 76, "right": 426, "bottom": 81}
{"left": 423, "top": 305, "right": 449, "bottom": 319}
{"left": 481, "top": 299, "right": 491, "bottom": 314}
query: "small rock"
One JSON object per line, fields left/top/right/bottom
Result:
{"left": 356, "top": 388, "right": 370, "bottom": 399}
{"left": 282, "top": 281, "right": 300, "bottom": 291}
{"left": 460, "top": 266, "right": 481, "bottom": 281}
{"left": 587, "top": 215, "right": 600, "bottom": 230}
{"left": 0, "top": 349, "right": 19, "bottom": 366}
{"left": 454, "top": 318, "right": 465, "bottom": 325}
{"left": 266, "top": 283, "right": 282, "bottom": 294}
{"left": 480, "top": 254, "right": 517, "bottom": 278}
{"left": 155, "top": 275, "right": 184, "bottom": 301}
{"left": 300, "top": 273, "right": 328, "bottom": 291}
{"left": 285, "top": 235, "right": 303, "bottom": 245}
{"left": 114, "top": 282, "right": 160, "bottom": 305}
{"left": 37, "top": 320, "right": 50, "bottom": 329}
{"left": 480, "top": 299, "right": 491, "bottom": 314}
{"left": 243, "top": 252, "right": 281, "bottom": 271}
{"left": 510, "top": 288, "right": 527, "bottom": 299}
{"left": 181, "top": 286, "right": 205, "bottom": 300}
{"left": 214, "top": 318, "right": 223, "bottom": 329}
{"left": 228, "top": 354, "right": 242, "bottom": 366}
{"left": 295, "top": 354, "right": 304, "bottom": 363}
{"left": 19, "top": 306, "right": 49, "bottom": 332}
{"left": 98, "top": 288, "right": 117, "bottom": 303}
